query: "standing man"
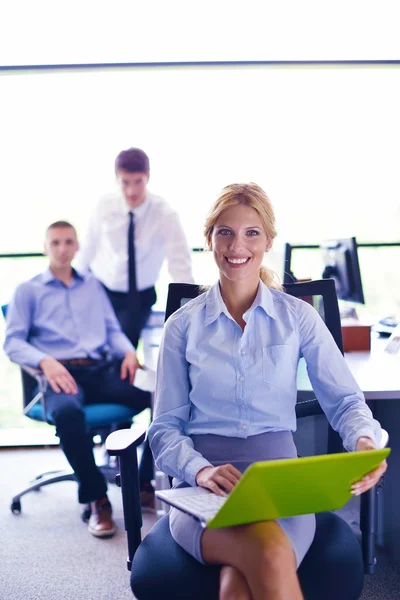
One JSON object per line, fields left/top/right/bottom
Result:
{"left": 4, "top": 221, "right": 153, "bottom": 535}
{"left": 76, "top": 147, "right": 194, "bottom": 348}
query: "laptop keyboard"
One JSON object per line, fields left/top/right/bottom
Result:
{"left": 176, "top": 492, "right": 228, "bottom": 519}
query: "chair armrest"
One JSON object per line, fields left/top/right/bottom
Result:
{"left": 20, "top": 364, "right": 42, "bottom": 378}
{"left": 20, "top": 364, "right": 47, "bottom": 390}
{"left": 19, "top": 364, "right": 48, "bottom": 416}
{"left": 105, "top": 426, "right": 146, "bottom": 456}
{"left": 295, "top": 397, "right": 324, "bottom": 419}
{"left": 379, "top": 428, "right": 389, "bottom": 449}
{"left": 106, "top": 425, "right": 146, "bottom": 570}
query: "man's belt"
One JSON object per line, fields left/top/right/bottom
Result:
{"left": 59, "top": 358, "right": 103, "bottom": 366}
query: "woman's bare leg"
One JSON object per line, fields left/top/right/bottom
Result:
{"left": 201, "top": 521, "right": 303, "bottom": 600}
{"left": 220, "top": 565, "right": 251, "bottom": 600}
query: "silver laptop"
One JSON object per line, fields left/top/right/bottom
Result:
{"left": 156, "top": 487, "right": 227, "bottom": 527}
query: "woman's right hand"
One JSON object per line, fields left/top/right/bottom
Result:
{"left": 195, "top": 464, "right": 242, "bottom": 496}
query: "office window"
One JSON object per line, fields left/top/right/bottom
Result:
{"left": 1, "top": 65, "right": 399, "bottom": 254}
{"left": 1, "top": 64, "right": 399, "bottom": 437}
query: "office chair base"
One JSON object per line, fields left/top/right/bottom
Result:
{"left": 11, "top": 500, "right": 22, "bottom": 514}
{"left": 10, "top": 450, "right": 120, "bottom": 515}
{"left": 99, "top": 463, "right": 120, "bottom": 484}
{"left": 10, "top": 469, "right": 77, "bottom": 514}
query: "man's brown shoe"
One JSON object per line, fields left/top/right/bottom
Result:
{"left": 88, "top": 496, "right": 116, "bottom": 538}
{"left": 140, "top": 489, "right": 155, "bottom": 511}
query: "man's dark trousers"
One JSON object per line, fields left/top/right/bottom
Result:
{"left": 104, "top": 286, "right": 156, "bottom": 349}
{"left": 35, "top": 361, "right": 151, "bottom": 504}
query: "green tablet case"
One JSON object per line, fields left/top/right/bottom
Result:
{"left": 207, "top": 448, "right": 390, "bottom": 528}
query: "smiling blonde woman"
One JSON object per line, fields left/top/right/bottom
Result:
{"left": 149, "top": 182, "right": 386, "bottom": 600}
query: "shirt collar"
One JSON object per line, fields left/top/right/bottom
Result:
{"left": 41, "top": 267, "right": 85, "bottom": 285}
{"left": 123, "top": 194, "right": 150, "bottom": 219}
{"left": 204, "top": 280, "right": 277, "bottom": 326}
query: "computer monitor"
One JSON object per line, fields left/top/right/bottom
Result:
{"left": 283, "top": 238, "right": 365, "bottom": 305}
{"left": 320, "top": 237, "right": 365, "bottom": 304}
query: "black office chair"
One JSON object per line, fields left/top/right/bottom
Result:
{"left": 107, "top": 280, "right": 388, "bottom": 600}
{"left": 1, "top": 304, "right": 144, "bottom": 519}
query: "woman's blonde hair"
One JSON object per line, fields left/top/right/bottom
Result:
{"left": 204, "top": 183, "right": 282, "bottom": 290}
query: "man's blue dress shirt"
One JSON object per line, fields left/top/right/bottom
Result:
{"left": 149, "top": 281, "right": 381, "bottom": 487}
{"left": 4, "top": 268, "right": 134, "bottom": 368}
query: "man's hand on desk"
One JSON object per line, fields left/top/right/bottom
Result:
{"left": 351, "top": 436, "right": 388, "bottom": 496}
{"left": 120, "top": 351, "right": 140, "bottom": 385}
{"left": 39, "top": 357, "right": 78, "bottom": 395}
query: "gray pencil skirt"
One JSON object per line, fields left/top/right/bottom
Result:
{"left": 169, "top": 431, "right": 316, "bottom": 567}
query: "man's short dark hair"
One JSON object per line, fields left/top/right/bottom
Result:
{"left": 46, "top": 221, "right": 76, "bottom": 235}
{"left": 115, "top": 147, "right": 150, "bottom": 175}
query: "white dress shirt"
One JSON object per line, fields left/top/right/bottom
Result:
{"left": 75, "top": 191, "right": 194, "bottom": 292}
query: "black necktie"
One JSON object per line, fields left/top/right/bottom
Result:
{"left": 128, "top": 211, "right": 137, "bottom": 298}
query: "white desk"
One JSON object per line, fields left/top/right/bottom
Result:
{"left": 298, "top": 334, "right": 400, "bottom": 562}
{"left": 297, "top": 335, "right": 400, "bottom": 401}
{"left": 345, "top": 337, "right": 400, "bottom": 563}
{"left": 344, "top": 336, "right": 400, "bottom": 400}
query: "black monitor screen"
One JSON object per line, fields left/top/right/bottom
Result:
{"left": 320, "top": 237, "right": 365, "bottom": 304}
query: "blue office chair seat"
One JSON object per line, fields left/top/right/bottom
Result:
{"left": 27, "top": 402, "right": 138, "bottom": 428}
{"left": 131, "top": 512, "right": 364, "bottom": 600}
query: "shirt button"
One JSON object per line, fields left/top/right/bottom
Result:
{"left": 240, "top": 349, "right": 245, "bottom": 356}
{"left": 239, "top": 375, "right": 245, "bottom": 382}
{"left": 241, "top": 424, "right": 247, "bottom": 430}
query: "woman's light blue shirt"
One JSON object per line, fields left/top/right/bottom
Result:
{"left": 148, "top": 281, "right": 381, "bottom": 487}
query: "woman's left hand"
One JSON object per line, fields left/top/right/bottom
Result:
{"left": 351, "top": 436, "right": 388, "bottom": 496}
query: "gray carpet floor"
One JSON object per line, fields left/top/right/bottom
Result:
{"left": 336, "top": 500, "right": 400, "bottom": 600}
{"left": 1, "top": 447, "right": 399, "bottom": 600}
{"left": 0, "top": 447, "right": 157, "bottom": 600}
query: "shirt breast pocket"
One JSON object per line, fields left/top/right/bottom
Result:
{"left": 262, "top": 344, "right": 293, "bottom": 389}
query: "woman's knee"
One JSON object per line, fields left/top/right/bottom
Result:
{"left": 238, "top": 523, "right": 296, "bottom": 576}
{"left": 219, "top": 566, "right": 251, "bottom": 600}
{"left": 258, "top": 536, "right": 296, "bottom": 574}
{"left": 202, "top": 522, "right": 296, "bottom": 575}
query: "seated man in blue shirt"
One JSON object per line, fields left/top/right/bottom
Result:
{"left": 4, "top": 220, "right": 152, "bottom": 538}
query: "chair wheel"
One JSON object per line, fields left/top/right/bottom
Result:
{"left": 11, "top": 500, "right": 21, "bottom": 514}
{"left": 81, "top": 504, "right": 91, "bottom": 522}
